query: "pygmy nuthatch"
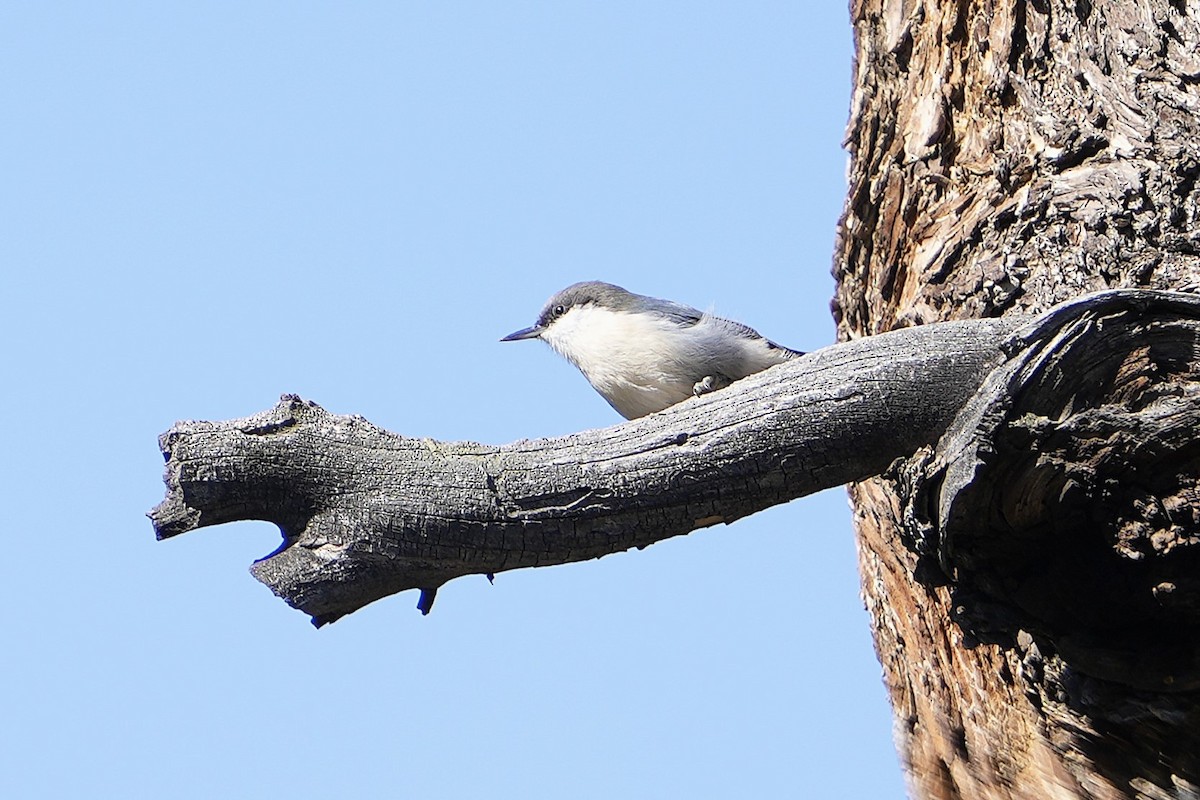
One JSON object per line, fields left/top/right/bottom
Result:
{"left": 501, "top": 281, "right": 803, "bottom": 419}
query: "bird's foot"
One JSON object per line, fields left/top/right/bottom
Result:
{"left": 693, "top": 374, "right": 731, "bottom": 397}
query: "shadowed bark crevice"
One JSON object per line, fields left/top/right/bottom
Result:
{"left": 915, "top": 291, "right": 1200, "bottom": 695}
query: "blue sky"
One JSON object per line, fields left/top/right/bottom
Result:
{"left": 1, "top": 4, "right": 905, "bottom": 798}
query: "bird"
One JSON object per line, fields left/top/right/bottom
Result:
{"left": 501, "top": 281, "right": 803, "bottom": 419}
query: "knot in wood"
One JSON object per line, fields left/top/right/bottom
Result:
{"left": 927, "top": 290, "right": 1200, "bottom": 691}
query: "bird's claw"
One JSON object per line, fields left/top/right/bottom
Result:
{"left": 693, "top": 374, "right": 731, "bottom": 397}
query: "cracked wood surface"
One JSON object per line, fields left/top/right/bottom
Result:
{"left": 151, "top": 316, "right": 1019, "bottom": 626}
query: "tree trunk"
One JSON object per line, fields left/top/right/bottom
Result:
{"left": 838, "top": 0, "right": 1200, "bottom": 796}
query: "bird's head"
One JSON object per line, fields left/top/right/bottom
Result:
{"left": 500, "top": 281, "right": 644, "bottom": 360}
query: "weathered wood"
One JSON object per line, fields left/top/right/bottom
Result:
{"left": 838, "top": 0, "right": 1200, "bottom": 796}
{"left": 932, "top": 290, "right": 1200, "bottom": 688}
{"left": 151, "top": 315, "right": 1019, "bottom": 625}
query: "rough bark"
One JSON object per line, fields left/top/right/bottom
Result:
{"left": 838, "top": 0, "right": 1200, "bottom": 796}
{"left": 151, "top": 316, "right": 1018, "bottom": 624}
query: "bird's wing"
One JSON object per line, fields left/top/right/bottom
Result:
{"left": 712, "top": 314, "right": 805, "bottom": 358}
{"left": 652, "top": 299, "right": 706, "bottom": 326}
{"left": 764, "top": 337, "right": 804, "bottom": 357}
{"left": 648, "top": 297, "right": 805, "bottom": 357}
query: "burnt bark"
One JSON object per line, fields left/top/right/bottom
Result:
{"left": 839, "top": 0, "right": 1200, "bottom": 796}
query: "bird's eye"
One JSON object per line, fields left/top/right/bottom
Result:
{"left": 553, "top": 304, "right": 566, "bottom": 317}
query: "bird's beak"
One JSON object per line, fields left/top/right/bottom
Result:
{"left": 500, "top": 325, "right": 544, "bottom": 342}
